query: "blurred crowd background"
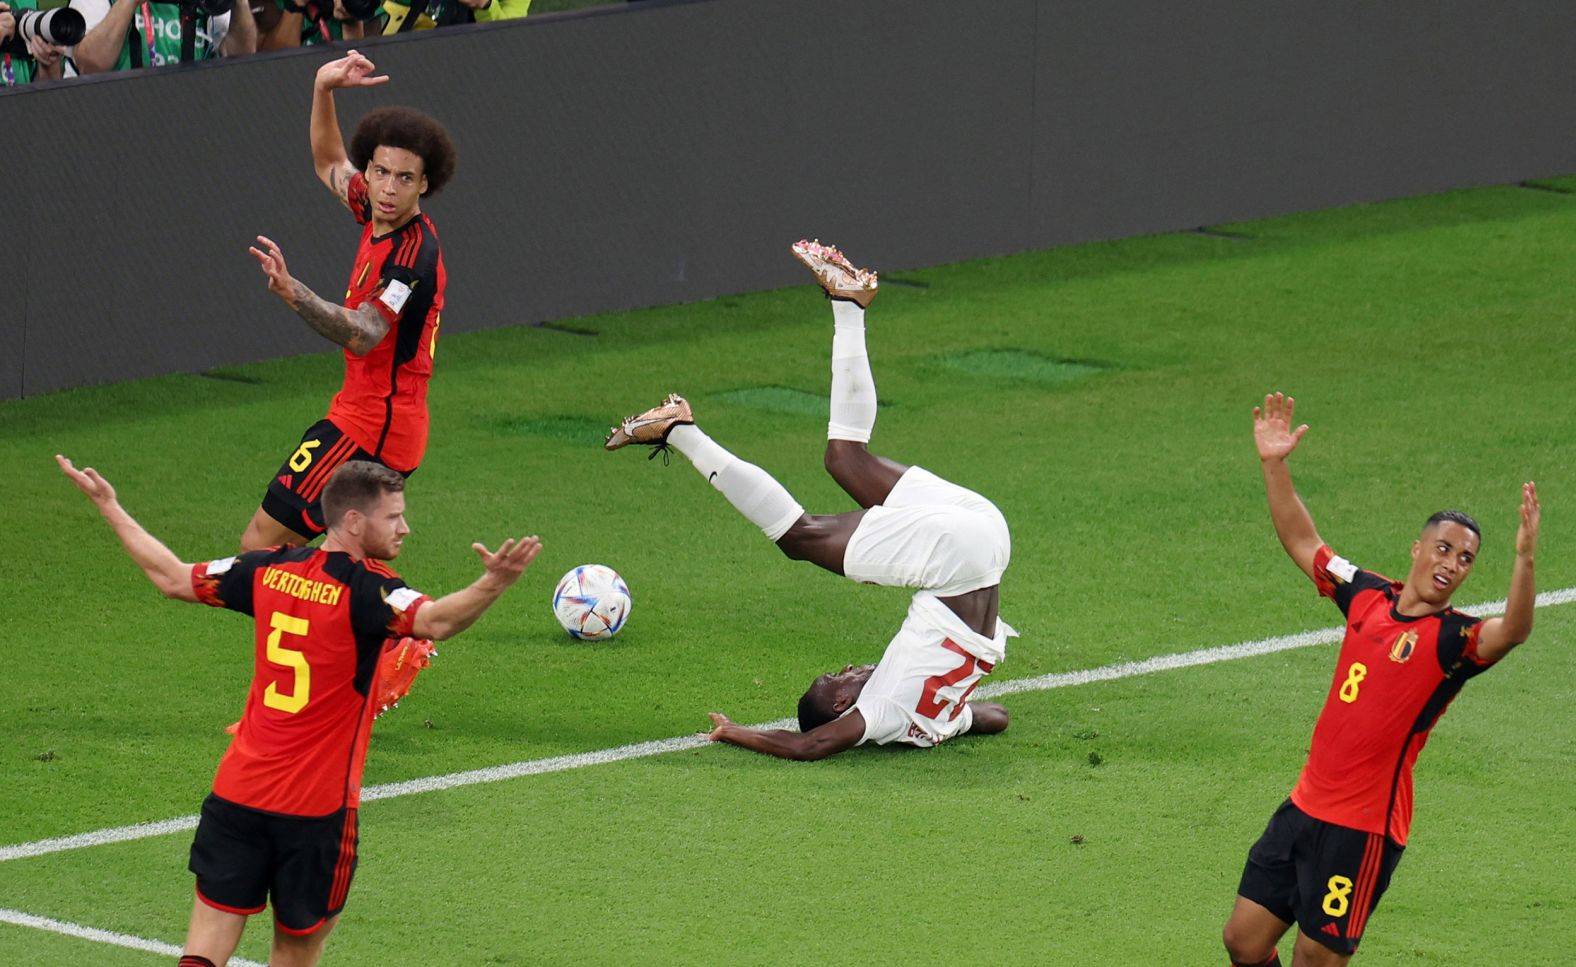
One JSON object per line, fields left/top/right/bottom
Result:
{"left": 0, "top": 0, "right": 631, "bottom": 85}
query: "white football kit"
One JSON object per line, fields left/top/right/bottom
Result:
{"left": 841, "top": 466, "right": 1016, "bottom": 747}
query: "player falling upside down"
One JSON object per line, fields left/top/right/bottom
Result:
{"left": 606, "top": 240, "right": 1012, "bottom": 760}
{"left": 1222, "top": 393, "right": 1540, "bottom": 967}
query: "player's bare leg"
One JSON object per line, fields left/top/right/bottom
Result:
{"left": 270, "top": 915, "right": 338, "bottom": 967}
{"left": 240, "top": 506, "right": 312, "bottom": 552}
{"left": 180, "top": 898, "right": 247, "bottom": 966}
{"left": 1290, "top": 930, "right": 1351, "bottom": 967}
{"left": 606, "top": 395, "right": 862, "bottom": 576}
{"left": 1222, "top": 895, "right": 1290, "bottom": 966}
{"left": 824, "top": 440, "right": 908, "bottom": 510}
{"left": 774, "top": 510, "right": 867, "bottom": 575}
{"left": 790, "top": 239, "right": 909, "bottom": 509}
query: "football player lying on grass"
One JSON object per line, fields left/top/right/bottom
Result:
{"left": 606, "top": 240, "right": 1011, "bottom": 761}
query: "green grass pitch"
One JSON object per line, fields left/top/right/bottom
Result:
{"left": 4, "top": 181, "right": 1576, "bottom": 964}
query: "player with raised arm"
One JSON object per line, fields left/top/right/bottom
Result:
{"left": 606, "top": 241, "right": 1012, "bottom": 761}
{"left": 243, "top": 49, "right": 456, "bottom": 552}
{"left": 1221, "top": 393, "right": 1539, "bottom": 967}
{"left": 59, "top": 455, "right": 539, "bottom": 967}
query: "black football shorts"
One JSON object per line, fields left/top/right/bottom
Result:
{"left": 260, "top": 419, "right": 404, "bottom": 539}
{"left": 189, "top": 793, "right": 360, "bottom": 934}
{"left": 1236, "top": 798, "right": 1404, "bottom": 956}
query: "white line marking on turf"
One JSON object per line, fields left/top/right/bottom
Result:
{"left": 6, "top": 585, "right": 1572, "bottom": 870}
{"left": 0, "top": 907, "right": 265, "bottom": 967}
{"left": 5, "top": 587, "right": 1572, "bottom": 964}
{"left": 0, "top": 817, "right": 200, "bottom": 864}
{"left": 977, "top": 586, "right": 1576, "bottom": 700}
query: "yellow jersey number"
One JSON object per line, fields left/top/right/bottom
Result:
{"left": 288, "top": 439, "right": 321, "bottom": 473}
{"left": 1322, "top": 875, "right": 1354, "bottom": 917}
{"left": 263, "top": 612, "right": 311, "bottom": 714}
{"left": 1338, "top": 661, "right": 1367, "bottom": 704}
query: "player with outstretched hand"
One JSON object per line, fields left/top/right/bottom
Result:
{"left": 59, "top": 455, "right": 539, "bottom": 967}
{"left": 242, "top": 49, "right": 456, "bottom": 552}
{"left": 607, "top": 241, "right": 1012, "bottom": 761}
{"left": 1221, "top": 393, "right": 1539, "bottom": 967}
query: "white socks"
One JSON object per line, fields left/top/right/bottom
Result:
{"left": 828, "top": 300, "right": 877, "bottom": 443}
{"left": 656, "top": 296, "right": 876, "bottom": 542}
{"left": 665, "top": 424, "right": 804, "bottom": 541}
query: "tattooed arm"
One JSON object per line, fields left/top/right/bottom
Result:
{"left": 312, "top": 51, "right": 389, "bottom": 205}
{"left": 249, "top": 235, "right": 389, "bottom": 356}
{"left": 325, "top": 163, "right": 360, "bottom": 209}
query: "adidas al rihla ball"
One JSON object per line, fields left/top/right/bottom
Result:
{"left": 552, "top": 564, "right": 631, "bottom": 640}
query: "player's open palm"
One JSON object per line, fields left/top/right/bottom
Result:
{"left": 56, "top": 454, "right": 117, "bottom": 508}
{"left": 1515, "top": 481, "right": 1540, "bottom": 557}
{"left": 248, "top": 235, "right": 296, "bottom": 301}
{"left": 1253, "top": 392, "right": 1308, "bottom": 461}
{"left": 472, "top": 535, "right": 543, "bottom": 587}
{"left": 315, "top": 50, "right": 388, "bottom": 91}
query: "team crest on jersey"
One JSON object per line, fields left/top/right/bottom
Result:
{"left": 1389, "top": 629, "right": 1419, "bottom": 663}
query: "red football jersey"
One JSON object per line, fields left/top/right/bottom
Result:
{"left": 1290, "top": 544, "right": 1494, "bottom": 844}
{"left": 325, "top": 171, "right": 446, "bottom": 472}
{"left": 193, "top": 546, "right": 431, "bottom": 816}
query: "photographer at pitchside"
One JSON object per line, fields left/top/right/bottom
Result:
{"left": 67, "top": 0, "right": 253, "bottom": 73}
{"left": 1, "top": 0, "right": 73, "bottom": 84}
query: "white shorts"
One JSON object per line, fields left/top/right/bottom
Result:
{"left": 842, "top": 467, "right": 1011, "bottom": 596}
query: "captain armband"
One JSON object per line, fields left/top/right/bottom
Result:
{"left": 378, "top": 280, "right": 412, "bottom": 315}
{"left": 1325, "top": 554, "right": 1358, "bottom": 585}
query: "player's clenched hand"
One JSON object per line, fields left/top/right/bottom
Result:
{"left": 1515, "top": 481, "right": 1539, "bottom": 558}
{"left": 1253, "top": 392, "right": 1309, "bottom": 462}
{"left": 56, "top": 454, "right": 118, "bottom": 508}
{"left": 471, "top": 535, "right": 542, "bottom": 587}
{"left": 315, "top": 50, "right": 389, "bottom": 91}
{"left": 248, "top": 235, "right": 297, "bottom": 303}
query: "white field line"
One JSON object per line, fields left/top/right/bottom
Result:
{"left": 6, "top": 582, "right": 1569, "bottom": 869}
{"left": 0, "top": 907, "right": 265, "bottom": 967}
{"left": 7, "top": 585, "right": 1572, "bottom": 867}
{"left": 5, "top": 586, "right": 1572, "bottom": 965}
{"left": 6, "top": 585, "right": 1573, "bottom": 871}
{"left": 978, "top": 586, "right": 1576, "bottom": 699}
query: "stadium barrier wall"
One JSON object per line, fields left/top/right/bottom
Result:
{"left": 5, "top": 0, "right": 1575, "bottom": 399}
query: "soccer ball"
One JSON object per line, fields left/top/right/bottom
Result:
{"left": 552, "top": 564, "right": 632, "bottom": 641}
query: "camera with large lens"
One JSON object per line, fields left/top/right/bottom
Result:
{"left": 0, "top": 1, "right": 85, "bottom": 56}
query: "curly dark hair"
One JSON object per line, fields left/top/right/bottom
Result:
{"left": 349, "top": 106, "right": 457, "bottom": 197}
